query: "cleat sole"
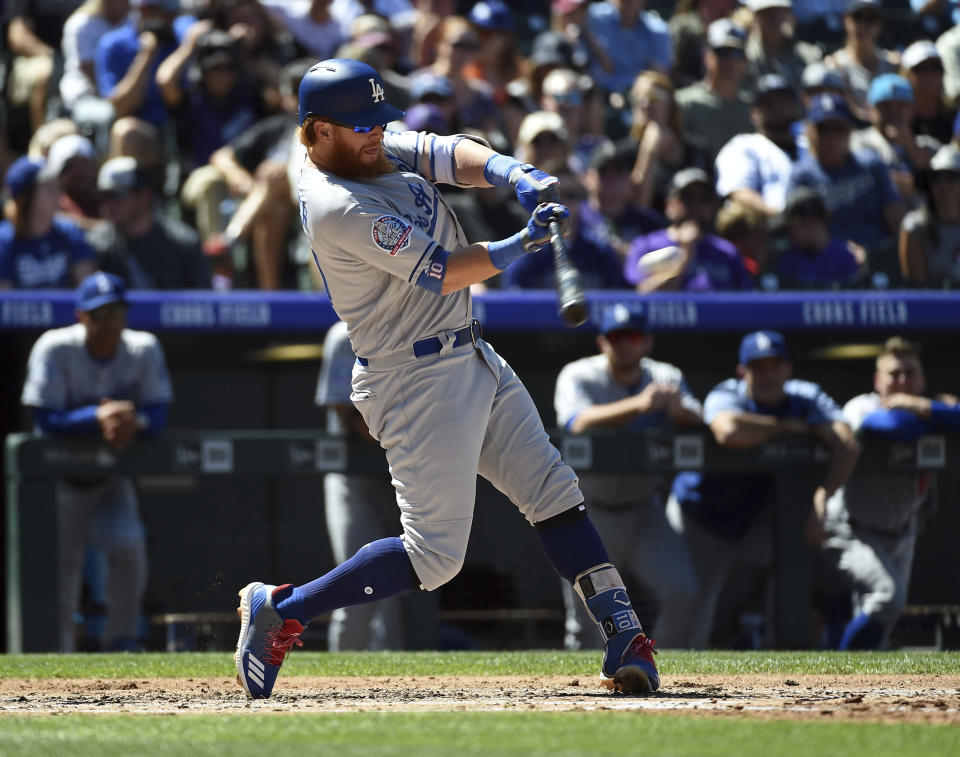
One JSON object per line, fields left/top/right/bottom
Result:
{"left": 234, "top": 582, "right": 261, "bottom": 699}
{"left": 601, "top": 666, "right": 654, "bottom": 695}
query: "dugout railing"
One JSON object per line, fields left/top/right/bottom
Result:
{"left": 5, "top": 429, "right": 952, "bottom": 653}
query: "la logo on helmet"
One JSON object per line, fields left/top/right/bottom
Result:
{"left": 369, "top": 78, "right": 385, "bottom": 103}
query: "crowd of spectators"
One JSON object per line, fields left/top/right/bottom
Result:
{"left": 3, "top": 0, "right": 960, "bottom": 293}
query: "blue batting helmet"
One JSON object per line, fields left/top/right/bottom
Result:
{"left": 298, "top": 58, "right": 405, "bottom": 127}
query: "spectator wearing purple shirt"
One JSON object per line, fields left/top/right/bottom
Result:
{"left": 777, "top": 186, "right": 864, "bottom": 289}
{"left": 624, "top": 168, "right": 754, "bottom": 292}
{"left": 579, "top": 140, "right": 666, "bottom": 262}
{"left": 503, "top": 171, "right": 630, "bottom": 290}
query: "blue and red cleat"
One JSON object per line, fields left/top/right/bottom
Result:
{"left": 235, "top": 582, "right": 304, "bottom": 699}
{"left": 601, "top": 632, "right": 660, "bottom": 695}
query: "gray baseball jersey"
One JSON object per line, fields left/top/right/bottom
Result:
{"left": 22, "top": 323, "right": 173, "bottom": 410}
{"left": 21, "top": 323, "right": 170, "bottom": 652}
{"left": 298, "top": 130, "right": 582, "bottom": 591}
{"left": 298, "top": 131, "right": 476, "bottom": 361}
{"left": 554, "top": 353, "right": 702, "bottom": 648}
{"left": 826, "top": 393, "right": 929, "bottom": 534}
{"left": 554, "top": 354, "right": 703, "bottom": 505}
{"left": 315, "top": 320, "right": 357, "bottom": 433}
{"left": 821, "top": 392, "right": 927, "bottom": 634}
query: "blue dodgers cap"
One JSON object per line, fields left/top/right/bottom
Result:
{"left": 409, "top": 72, "right": 454, "bottom": 102}
{"left": 76, "top": 272, "right": 128, "bottom": 312}
{"left": 739, "top": 330, "right": 789, "bottom": 364}
{"left": 867, "top": 73, "right": 913, "bottom": 105}
{"left": 806, "top": 92, "right": 854, "bottom": 124}
{"left": 596, "top": 303, "right": 647, "bottom": 334}
{"left": 4, "top": 155, "right": 56, "bottom": 198}
{"left": 468, "top": 0, "right": 514, "bottom": 31}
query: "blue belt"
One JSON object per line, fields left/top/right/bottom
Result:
{"left": 357, "top": 320, "right": 482, "bottom": 366}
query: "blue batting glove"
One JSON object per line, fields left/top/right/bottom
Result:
{"left": 483, "top": 155, "right": 560, "bottom": 213}
{"left": 523, "top": 202, "right": 570, "bottom": 252}
{"left": 487, "top": 203, "right": 569, "bottom": 269}
{"left": 510, "top": 164, "right": 560, "bottom": 213}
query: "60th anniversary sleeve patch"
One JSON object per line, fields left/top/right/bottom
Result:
{"left": 371, "top": 215, "right": 413, "bottom": 256}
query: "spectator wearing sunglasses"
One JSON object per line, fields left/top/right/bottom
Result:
{"left": 676, "top": 19, "right": 754, "bottom": 170}
{"left": 624, "top": 167, "right": 754, "bottom": 292}
{"left": 899, "top": 143, "right": 960, "bottom": 287}
{"left": 788, "top": 93, "right": 905, "bottom": 276}
{"left": 823, "top": 0, "right": 897, "bottom": 123}
{"left": 901, "top": 40, "right": 955, "bottom": 146}
{"left": 777, "top": 186, "right": 864, "bottom": 288}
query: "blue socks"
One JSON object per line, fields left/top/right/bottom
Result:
{"left": 535, "top": 504, "right": 609, "bottom": 583}
{"left": 837, "top": 612, "right": 884, "bottom": 650}
{"left": 275, "top": 537, "right": 415, "bottom": 626}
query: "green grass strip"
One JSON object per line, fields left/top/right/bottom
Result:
{"left": 2, "top": 650, "right": 960, "bottom": 679}
{"left": 0, "top": 712, "right": 958, "bottom": 757}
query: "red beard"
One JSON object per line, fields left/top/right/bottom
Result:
{"left": 323, "top": 132, "right": 396, "bottom": 180}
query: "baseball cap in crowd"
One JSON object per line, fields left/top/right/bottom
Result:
{"left": 845, "top": 0, "right": 881, "bottom": 16}
{"left": 801, "top": 62, "right": 845, "bottom": 92}
{"left": 806, "top": 92, "right": 854, "bottom": 124}
{"left": 132, "top": 0, "right": 181, "bottom": 11}
{"left": 4, "top": 155, "right": 57, "bottom": 198}
{"left": 901, "top": 40, "right": 942, "bottom": 72}
{"left": 748, "top": 0, "right": 792, "bottom": 11}
{"left": 468, "top": 1, "right": 514, "bottom": 32}
{"left": 46, "top": 134, "right": 96, "bottom": 177}
{"left": 929, "top": 143, "right": 960, "bottom": 173}
{"left": 98, "top": 156, "right": 148, "bottom": 196}
{"left": 756, "top": 73, "right": 793, "bottom": 100}
{"left": 529, "top": 31, "right": 574, "bottom": 70}
{"left": 706, "top": 18, "right": 747, "bottom": 51}
{"left": 867, "top": 73, "right": 913, "bottom": 105}
{"left": 668, "top": 166, "right": 712, "bottom": 196}
{"left": 784, "top": 186, "right": 828, "bottom": 219}
{"left": 588, "top": 139, "right": 636, "bottom": 173}
{"left": 739, "top": 330, "right": 789, "bottom": 365}
{"left": 596, "top": 303, "right": 647, "bottom": 335}
{"left": 403, "top": 103, "right": 449, "bottom": 134}
{"left": 196, "top": 30, "right": 239, "bottom": 71}
{"left": 409, "top": 72, "right": 454, "bottom": 102}
{"left": 542, "top": 68, "right": 585, "bottom": 106}
{"left": 76, "top": 272, "right": 128, "bottom": 312}
{"left": 518, "top": 110, "right": 569, "bottom": 146}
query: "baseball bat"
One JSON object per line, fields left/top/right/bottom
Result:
{"left": 545, "top": 190, "right": 588, "bottom": 327}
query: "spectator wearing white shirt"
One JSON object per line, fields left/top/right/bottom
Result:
{"left": 715, "top": 73, "right": 800, "bottom": 216}
{"left": 60, "top": 0, "right": 132, "bottom": 117}
{"left": 258, "top": 1, "right": 345, "bottom": 60}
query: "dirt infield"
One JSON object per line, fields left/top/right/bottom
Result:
{"left": 2, "top": 675, "right": 959, "bottom": 722}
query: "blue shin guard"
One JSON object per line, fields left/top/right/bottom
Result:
{"left": 575, "top": 563, "right": 659, "bottom": 693}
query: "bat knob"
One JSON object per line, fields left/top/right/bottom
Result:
{"left": 560, "top": 299, "right": 589, "bottom": 327}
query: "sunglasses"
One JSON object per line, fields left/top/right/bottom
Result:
{"left": 931, "top": 171, "right": 960, "bottom": 183}
{"left": 679, "top": 190, "right": 714, "bottom": 205}
{"left": 452, "top": 38, "right": 480, "bottom": 51}
{"left": 87, "top": 303, "right": 128, "bottom": 322}
{"left": 851, "top": 11, "right": 881, "bottom": 24}
{"left": 604, "top": 329, "right": 645, "bottom": 344}
{"left": 714, "top": 47, "right": 746, "bottom": 60}
{"left": 815, "top": 121, "right": 850, "bottom": 135}
{"left": 325, "top": 119, "right": 387, "bottom": 133}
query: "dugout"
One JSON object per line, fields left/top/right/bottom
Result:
{"left": 2, "top": 290, "right": 960, "bottom": 651}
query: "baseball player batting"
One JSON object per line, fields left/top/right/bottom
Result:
{"left": 234, "top": 58, "right": 659, "bottom": 698}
